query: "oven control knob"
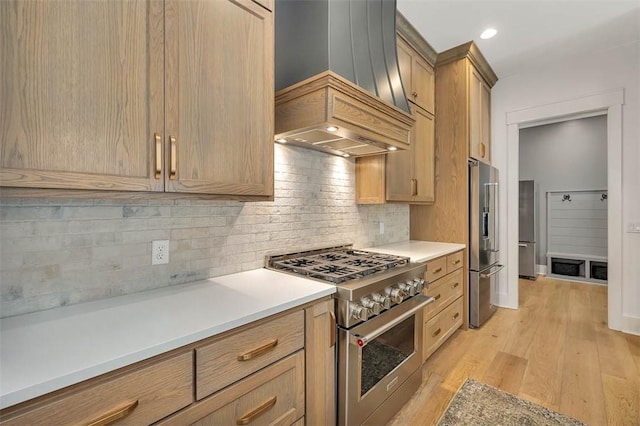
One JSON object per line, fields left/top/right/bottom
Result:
{"left": 360, "top": 297, "right": 382, "bottom": 315}
{"left": 413, "top": 278, "right": 425, "bottom": 293}
{"left": 350, "top": 303, "right": 370, "bottom": 321}
{"left": 385, "top": 287, "right": 405, "bottom": 304}
{"left": 371, "top": 292, "right": 391, "bottom": 309}
{"left": 399, "top": 281, "right": 416, "bottom": 297}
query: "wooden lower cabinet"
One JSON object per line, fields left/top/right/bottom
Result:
{"left": 195, "top": 310, "right": 304, "bottom": 400}
{"left": 422, "top": 250, "right": 465, "bottom": 362}
{"left": 424, "top": 298, "right": 464, "bottom": 361}
{"left": 158, "top": 351, "right": 305, "bottom": 426}
{"left": 0, "top": 352, "right": 194, "bottom": 426}
{"left": 0, "top": 298, "right": 334, "bottom": 426}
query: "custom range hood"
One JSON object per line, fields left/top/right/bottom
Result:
{"left": 274, "top": 0, "right": 415, "bottom": 157}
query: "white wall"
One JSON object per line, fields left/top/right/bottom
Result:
{"left": 519, "top": 116, "right": 608, "bottom": 265}
{"left": 492, "top": 38, "right": 640, "bottom": 334}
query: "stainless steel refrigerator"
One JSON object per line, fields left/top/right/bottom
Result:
{"left": 518, "top": 180, "right": 537, "bottom": 280}
{"left": 469, "top": 161, "right": 503, "bottom": 328}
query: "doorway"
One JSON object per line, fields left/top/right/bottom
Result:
{"left": 504, "top": 89, "right": 623, "bottom": 330}
{"left": 518, "top": 115, "right": 608, "bottom": 282}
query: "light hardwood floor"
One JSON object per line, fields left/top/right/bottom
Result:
{"left": 389, "top": 276, "right": 640, "bottom": 425}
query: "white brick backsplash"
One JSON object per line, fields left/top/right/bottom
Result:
{"left": 0, "top": 145, "right": 409, "bottom": 317}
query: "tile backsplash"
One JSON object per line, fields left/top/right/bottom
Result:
{"left": 0, "top": 145, "right": 409, "bottom": 318}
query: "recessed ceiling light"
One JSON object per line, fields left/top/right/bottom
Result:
{"left": 480, "top": 28, "right": 497, "bottom": 40}
{"left": 342, "top": 153, "right": 350, "bottom": 158}
{"left": 326, "top": 126, "right": 339, "bottom": 132}
{"left": 387, "top": 146, "right": 398, "bottom": 151}
{"left": 276, "top": 138, "right": 287, "bottom": 143}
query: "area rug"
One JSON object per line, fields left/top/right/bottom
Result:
{"left": 437, "top": 379, "right": 587, "bottom": 425}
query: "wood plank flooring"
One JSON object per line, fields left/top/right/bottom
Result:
{"left": 389, "top": 276, "right": 640, "bottom": 426}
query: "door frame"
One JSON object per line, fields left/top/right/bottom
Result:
{"left": 502, "top": 89, "right": 623, "bottom": 330}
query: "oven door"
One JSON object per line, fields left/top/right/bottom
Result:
{"left": 338, "top": 295, "right": 434, "bottom": 426}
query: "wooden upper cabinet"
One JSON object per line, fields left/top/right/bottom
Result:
{"left": 165, "top": 0, "right": 273, "bottom": 196}
{"left": 397, "top": 36, "right": 434, "bottom": 114}
{"left": 1, "top": 0, "right": 274, "bottom": 198}
{"left": 386, "top": 104, "right": 435, "bottom": 204}
{"left": 469, "top": 66, "right": 491, "bottom": 163}
{"left": 0, "top": 1, "right": 165, "bottom": 192}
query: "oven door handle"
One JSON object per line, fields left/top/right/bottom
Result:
{"left": 351, "top": 295, "right": 435, "bottom": 347}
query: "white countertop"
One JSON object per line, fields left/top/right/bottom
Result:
{"left": 363, "top": 240, "right": 466, "bottom": 263}
{"left": 0, "top": 269, "right": 335, "bottom": 409}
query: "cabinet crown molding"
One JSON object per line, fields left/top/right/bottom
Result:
{"left": 435, "top": 41, "right": 498, "bottom": 87}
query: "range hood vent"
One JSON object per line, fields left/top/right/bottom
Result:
{"left": 274, "top": 0, "right": 414, "bottom": 157}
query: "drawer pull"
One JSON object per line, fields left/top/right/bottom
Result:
{"left": 433, "top": 267, "right": 442, "bottom": 274}
{"left": 86, "top": 400, "right": 139, "bottom": 426}
{"left": 236, "top": 396, "right": 277, "bottom": 425}
{"left": 453, "top": 259, "right": 461, "bottom": 265}
{"left": 434, "top": 294, "right": 441, "bottom": 300}
{"left": 452, "top": 312, "right": 460, "bottom": 320}
{"left": 451, "top": 282, "right": 460, "bottom": 289}
{"left": 237, "top": 339, "right": 278, "bottom": 361}
{"left": 432, "top": 328, "right": 442, "bottom": 337}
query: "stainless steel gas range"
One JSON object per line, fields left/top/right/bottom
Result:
{"left": 267, "top": 245, "right": 435, "bottom": 426}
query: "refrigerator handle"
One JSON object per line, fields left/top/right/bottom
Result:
{"left": 480, "top": 264, "right": 505, "bottom": 279}
{"left": 485, "top": 182, "right": 499, "bottom": 253}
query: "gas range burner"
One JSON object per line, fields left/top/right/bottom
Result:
{"left": 267, "top": 245, "right": 410, "bottom": 284}
{"left": 281, "top": 258, "right": 319, "bottom": 267}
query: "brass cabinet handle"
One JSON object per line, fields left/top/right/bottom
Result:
{"left": 236, "top": 396, "right": 277, "bottom": 425}
{"left": 453, "top": 259, "right": 461, "bottom": 265}
{"left": 169, "top": 136, "right": 177, "bottom": 180}
{"left": 480, "top": 142, "right": 486, "bottom": 158}
{"left": 451, "top": 282, "right": 460, "bottom": 289}
{"left": 412, "top": 91, "right": 418, "bottom": 98}
{"left": 411, "top": 178, "right": 418, "bottom": 196}
{"left": 434, "top": 294, "right": 441, "bottom": 300}
{"left": 154, "top": 133, "right": 162, "bottom": 179}
{"left": 329, "top": 311, "right": 336, "bottom": 348}
{"left": 86, "top": 400, "right": 139, "bottom": 426}
{"left": 453, "top": 312, "right": 460, "bottom": 320}
{"left": 433, "top": 267, "right": 442, "bottom": 274}
{"left": 432, "top": 328, "right": 441, "bottom": 337}
{"left": 237, "top": 339, "right": 278, "bottom": 361}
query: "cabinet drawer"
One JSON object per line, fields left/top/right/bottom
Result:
{"left": 196, "top": 310, "right": 304, "bottom": 400}
{"left": 424, "top": 268, "right": 463, "bottom": 321}
{"left": 423, "top": 297, "right": 464, "bottom": 361}
{"left": 159, "top": 351, "right": 305, "bottom": 426}
{"left": 1, "top": 352, "right": 193, "bottom": 426}
{"left": 447, "top": 251, "right": 464, "bottom": 272}
{"left": 425, "top": 256, "right": 447, "bottom": 282}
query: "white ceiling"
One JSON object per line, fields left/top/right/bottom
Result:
{"left": 396, "top": 0, "right": 640, "bottom": 78}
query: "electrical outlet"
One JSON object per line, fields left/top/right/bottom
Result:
{"left": 379, "top": 222, "right": 385, "bottom": 235}
{"left": 152, "top": 240, "right": 169, "bottom": 265}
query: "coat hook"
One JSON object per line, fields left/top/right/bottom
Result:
{"left": 562, "top": 194, "right": 572, "bottom": 202}
{"left": 601, "top": 193, "right": 607, "bottom": 202}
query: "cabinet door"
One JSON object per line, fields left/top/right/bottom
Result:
{"left": 481, "top": 82, "right": 491, "bottom": 163}
{"left": 411, "top": 55, "right": 435, "bottom": 114}
{"left": 305, "top": 300, "right": 336, "bottom": 426}
{"left": 397, "top": 37, "right": 434, "bottom": 115}
{"left": 469, "top": 65, "right": 490, "bottom": 163}
{"left": 411, "top": 106, "right": 435, "bottom": 203}
{"left": 396, "top": 37, "right": 413, "bottom": 98}
{"left": 0, "top": 1, "right": 164, "bottom": 192}
{"left": 385, "top": 141, "right": 413, "bottom": 202}
{"left": 386, "top": 105, "right": 434, "bottom": 204}
{"left": 165, "top": 0, "right": 274, "bottom": 196}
